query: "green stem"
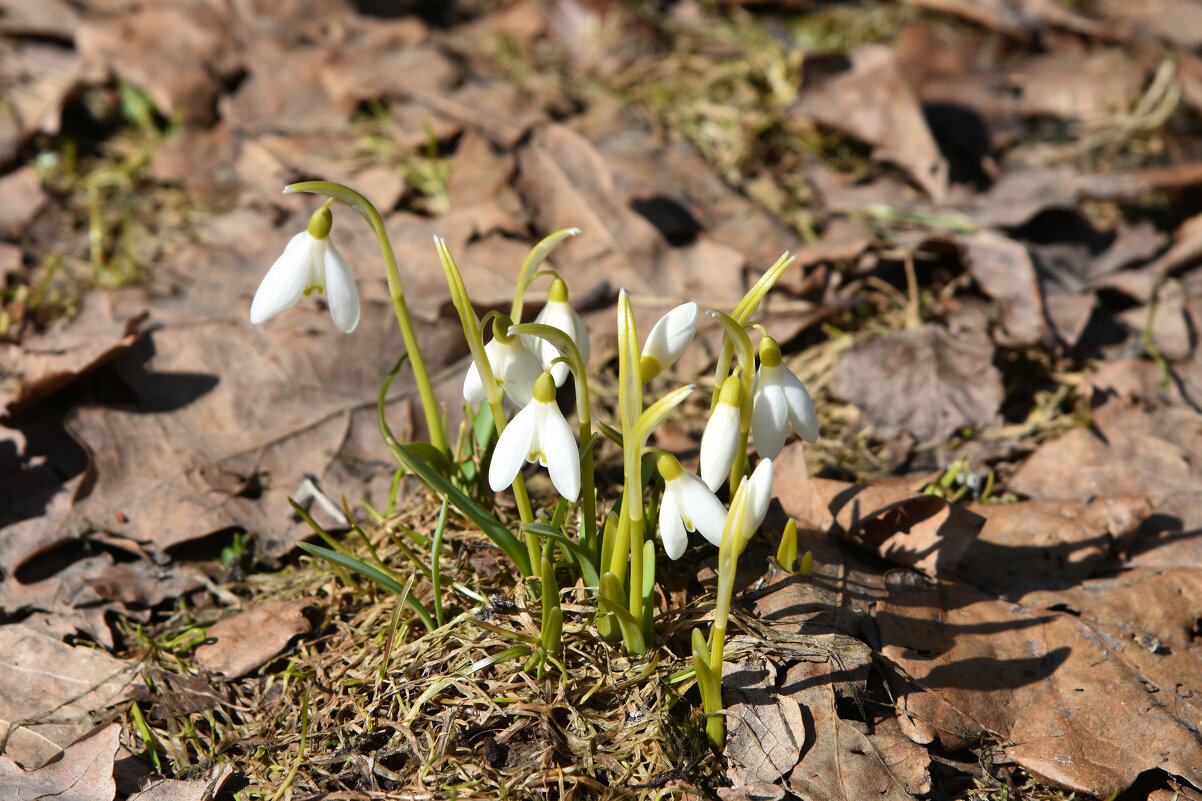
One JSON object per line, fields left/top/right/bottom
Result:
{"left": 286, "top": 181, "right": 448, "bottom": 456}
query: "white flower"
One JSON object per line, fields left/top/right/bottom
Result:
{"left": 700, "top": 374, "right": 744, "bottom": 491}
{"left": 738, "top": 458, "right": 774, "bottom": 546}
{"left": 640, "top": 302, "right": 700, "bottom": 381}
{"left": 751, "top": 335, "right": 817, "bottom": 459}
{"left": 525, "top": 277, "right": 590, "bottom": 387}
{"left": 489, "top": 371, "right": 580, "bottom": 501}
{"left": 250, "top": 206, "right": 360, "bottom": 333}
{"left": 464, "top": 314, "right": 542, "bottom": 407}
{"left": 657, "top": 453, "right": 728, "bottom": 560}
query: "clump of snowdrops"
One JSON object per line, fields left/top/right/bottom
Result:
{"left": 250, "top": 181, "right": 819, "bottom": 747}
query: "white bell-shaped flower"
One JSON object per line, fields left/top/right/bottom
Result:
{"left": 250, "top": 206, "right": 360, "bottom": 333}
{"left": 640, "top": 302, "right": 700, "bottom": 381}
{"left": 489, "top": 371, "right": 580, "bottom": 501}
{"left": 751, "top": 336, "right": 818, "bottom": 459}
{"left": 657, "top": 452, "right": 729, "bottom": 560}
{"left": 525, "top": 277, "right": 590, "bottom": 387}
{"left": 464, "top": 314, "right": 542, "bottom": 407}
{"left": 700, "top": 373, "right": 744, "bottom": 491}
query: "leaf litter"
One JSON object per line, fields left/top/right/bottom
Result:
{"left": 3, "top": 0, "right": 1202, "bottom": 799}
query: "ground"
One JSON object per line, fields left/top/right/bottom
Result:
{"left": 2, "top": 1, "right": 1202, "bottom": 799}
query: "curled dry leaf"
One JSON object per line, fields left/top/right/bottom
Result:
{"left": 829, "top": 323, "right": 1003, "bottom": 444}
{"left": 0, "top": 723, "right": 120, "bottom": 801}
{"left": 769, "top": 446, "right": 984, "bottom": 576}
{"left": 790, "top": 45, "right": 948, "bottom": 202}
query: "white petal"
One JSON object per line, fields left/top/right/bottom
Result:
{"left": 489, "top": 401, "right": 537, "bottom": 491}
{"left": 250, "top": 232, "right": 311, "bottom": 324}
{"left": 463, "top": 362, "right": 486, "bottom": 403}
{"left": 672, "top": 473, "right": 729, "bottom": 547}
{"left": 323, "top": 241, "right": 360, "bottom": 333}
{"left": 492, "top": 336, "right": 540, "bottom": 401}
{"left": 658, "top": 490, "right": 687, "bottom": 560}
{"left": 641, "top": 302, "right": 699, "bottom": 369}
{"left": 531, "top": 401, "right": 580, "bottom": 501}
{"left": 699, "top": 402, "right": 741, "bottom": 491}
{"left": 741, "top": 459, "right": 774, "bottom": 543}
{"left": 751, "top": 371, "right": 789, "bottom": 459}
{"left": 532, "top": 300, "right": 588, "bottom": 387}
{"left": 782, "top": 369, "right": 818, "bottom": 443}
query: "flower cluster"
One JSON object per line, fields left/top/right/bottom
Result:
{"left": 252, "top": 183, "right": 820, "bottom": 747}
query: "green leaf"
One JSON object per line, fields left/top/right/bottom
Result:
{"left": 298, "top": 542, "right": 435, "bottom": 631}
{"left": 523, "top": 522, "right": 600, "bottom": 588}
{"left": 599, "top": 572, "right": 645, "bottom": 653}
{"left": 378, "top": 359, "right": 532, "bottom": 576}
{"left": 465, "top": 645, "right": 534, "bottom": 675}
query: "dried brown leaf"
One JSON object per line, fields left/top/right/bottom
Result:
{"left": 955, "top": 230, "right": 1046, "bottom": 345}
{"left": 786, "top": 658, "right": 922, "bottom": 801}
{"left": 877, "top": 571, "right": 1202, "bottom": 798}
{"left": 0, "top": 166, "right": 48, "bottom": 239}
{"left": 791, "top": 45, "right": 948, "bottom": 202}
{"left": 0, "top": 626, "right": 132, "bottom": 769}
{"left": 956, "top": 496, "right": 1150, "bottom": 596}
{"left": 0, "top": 723, "right": 120, "bottom": 801}
{"left": 829, "top": 323, "right": 1003, "bottom": 443}
{"left": 77, "top": 1, "right": 243, "bottom": 126}
{"left": 0, "top": 292, "right": 146, "bottom": 414}
{"left": 126, "top": 762, "right": 234, "bottom": 801}
{"left": 723, "top": 658, "right": 804, "bottom": 788}
{"left": 194, "top": 597, "right": 313, "bottom": 679}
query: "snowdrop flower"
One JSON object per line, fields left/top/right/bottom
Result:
{"left": 250, "top": 206, "right": 360, "bottom": 333}
{"left": 489, "top": 371, "right": 580, "bottom": 501}
{"left": 737, "top": 458, "right": 774, "bottom": 547}
{"left": 751, "top": 336, "right": 817, "bottom": 459}
{"left": 464, "top": 314, "right": 542, "bottom": 407}
{"left": 700, "top": 374, "right": 744, "bottom": 491}
{"left": 525, "top": 277, "right": 590, "bottom": 386}
{"left": 657, "top": 452, "right": 729, "bottom": 560}
{"left": 641, "top": 302, "right": 700, "bottom": 382}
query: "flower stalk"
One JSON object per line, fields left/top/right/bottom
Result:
{"left": 285, "top": 181, "right": 449, "bottom": 456}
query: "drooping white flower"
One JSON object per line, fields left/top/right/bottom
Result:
{"left": 525, "top": 277, "right": 590, "bottom": 387}
{"left": 489, "top": 371, "right": 580, "bottom": 501}
{"left": 700, "top": 373, "right": 745, "bottom": 491}
{"left": 640, "top": 302, "right": 700, "bottom": 382}
{"left": 464, "top": 314, "right": 542, "bottom": 407}
{"left": 250, "top": 206, "right": 360, "bottom": 333}
{"left": 751, "top": 335, "right": 817, "bottom": 459}
{"left": 657, "top": 452, "right": 729, "bottom": 560}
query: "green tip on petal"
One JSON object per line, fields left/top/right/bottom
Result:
{"left": 657, "top": 452, "right": 684, "bottom": 481}
{"left": 549, "top": 277, "right": 570, "bottom": 303}
{"left": 307, "top": 206, "right": 333, "bottom": 240}
{"left": 533, "top": 371, "right": 557, "bottom": 403}
{"left": 493, "top": 313, "right": 516, "bottom": 343}
{"left": 718, "top": 373, "right": 744, "bottom": 406}
{"left": 759, "top": 335, "right": 782, "bottom": 368}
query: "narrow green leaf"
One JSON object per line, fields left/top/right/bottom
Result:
{"left": 599, "top": 572, "right": 645, "bottom": 653}
{"left": 378, "top": 358, "right": 532, "bottom": 576}
{"left": 523, "top": 522, "right": 600, "bottom": 588}
{"left": 298, "top": 542, "right": 435, "bottom": 631}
